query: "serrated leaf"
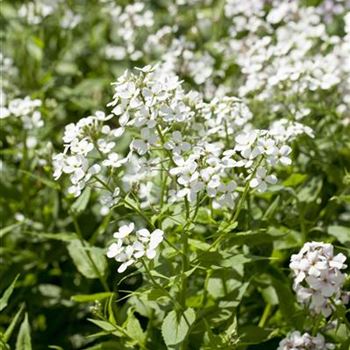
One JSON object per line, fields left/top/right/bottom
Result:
{"left": 161, "top": 308, "right": 196, "bottom": 346}
{"left": 16, "top": 313, "right": 32, "bottom": 350}
{"left": 125, "top": 312, "right": 145, "bottom": 345}
{"left": 67, "top": 239, "right": 107, "bottom": 279}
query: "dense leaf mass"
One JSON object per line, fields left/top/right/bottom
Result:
{"left": 0, "top": 0, "right": 349, "bottom": 349}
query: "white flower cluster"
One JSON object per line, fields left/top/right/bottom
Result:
{"left": 106, "top": 223, "right": 164, "bottom": 273}
{"left": 53, "top": 65, "right": 304, "bottom": 214}
{"left": 0, "top": 53, "right": 17, "bottom": 91}
{"left": 17, "top": 0, "right": 81, "bottom": 29}
{"left": 277, "top": 331, "right": 334, "bottom": 350}
{"left": 290, "top": 242, "right": 348, "bottom": 317}
{"left": 224, "top": 0, "right": 350, "bottom": 119}
{"left": 52, "top": 111, "right": 112, "bottom": 197}
{"left": 104, "top": 2, "right": 154, "bottom": 61}
{"left": 18, "top": 0, "right": 61, "bottom": 25}
{"left": 0, "top": 96, "right": 43, "bottom": 129}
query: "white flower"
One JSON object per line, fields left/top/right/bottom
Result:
{"left": 70, "top": 139, "right": 94, "bottom": 156}
{"left": 63, "top": 123, "right": 80, "bottom": 144}
{"left": 52, "top": 153, "right": 65, "bottom": 180}
{"left": 250, "top": 167, "right": 277, "bottom": 192}
{"left": 257, "top": 137, "right": 277, "bottom": 156}
{"left": 113, "top": 222, "right": 135, "bottom": 239}
{"left": 102, "top": 153, "right": 127, "bottom": 168}
{"left": 106, "top": 222, "right": 164, "bottom": 273}
{"left": 116, "top": 246, "right": 136, "bottom": 273}
{"left": 276, "top": 145, "right": 292, "bottom": 166}
{"left": 0, "top": 105, "right": 10, "bottom": 119}
{"left": 277, "top": 331, "right": 334, "bottom": 350}
{"left": 213, "top": 181, "right": 238, "bottom": 209}
{"left": 107, "top": 241, "right": 123, "bottom": 258}
{"left": 99, "top": 187, "right": 120, "bottom": 215}
{"left": 290, "top": 242, "right": 348, "bottom": 316}
{"left": 62, "top": 155, "right": 88, "bottom": 183}
{"left": 97, "top": 139, "right": 115, "bottom": 154}
{"left": 135, "top": 228, "right": 164, "bottom": 259}
{"left": 164, "top": 131, "right": 191, "bottom": 155}
{"left": 67, "top": 181, "right": 85, "bottom": 197}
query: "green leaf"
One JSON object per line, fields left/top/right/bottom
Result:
{"left": 88, "top": 319, "right": 123, "bottom": 337}
{"left": 71, "top": 292, "right": 114, "bottom": 303}
{"left": 0, "top": 223, "right": 22, "bottom": 239}
{"left": 26, "top": 232, "right": 77, "bottom": 242}
{"left": 71, "top": 187, "right": 91, "bottom": 214}
{"left": 188, "top": 239, "right": 211, "bottom": 251}
{"left": 161, "top": 308, "right": 196, "bottom": 346}
{"left": 147, "top": 288, "right": 169, "bottom": 301}
{"left": 270, "top": 226, "right": 303, "bottom": 250}
{"left": 67, "top": 240, "right": 107, "bottom": 279}
{"left": 88, "top": 319, "right": 117, "bottom": 332}
{"left": 218, "top": 221, "right": 238, "bottom": 234}
{"left": 82, "top": 341, "right": 128, "bottom": 350}
{"left": 227, "top": 230, "right": 284, "bottom": 247}
{"left": 0, "top": 274, "right": 20, "bottom": 312}
{"left": 4, "top": 304, "right": 25, "bottom": 342}
{"left": 27, "top": 37, "right": 43, "bottom": 61}
{"left": 125, "top": 312, "right": 146, "bottom": 345}
{"left": 283, "top": 173, "right": 307, "bottom": 187}
{"left": 207, "top": 268, "right": 247, "bottom": 302}
{"left": 297, "top": 177, "right": 322, "bottom": 203}
{"left": 260, "top": 286, "right": 279, "bottom": 305}
{"left": 197, "top": 251, "right": 223, "bottom": 268}
{"left": 270, "top": 276, "right": 298, "bottom": 327}
{"left": 238, "top": 325, "right": 274, "bottom": 344}
{"left": 16, "top": 313, "right": 32, "bottom": 350}
{"left": 328, "top": 225, "right": 350, "bottom": 245}
{"left": 18, "top": 170, "right": 60, "bottom": 190}
{"left": 262, "top": 195, "right": 280, "bottom": 220}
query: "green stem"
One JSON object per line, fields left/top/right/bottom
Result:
{"left": 212, "top": 157, "right": 263, "bottom": 250}
{"left": 93, "top": 175, "right": 117, "bottom": 193}
{"left": 141, "top": 260, "right": 185, "bottom": 313}
{"left": 330, "top": 298, "right": 350, "bottom": 331}
{"left": 99, "top": 314, "right": 147, "bottom": 349}
{"left": 180, "top": 198, "right": 190, "bottom": 309}
{"left": 123, "top": 198, "right": 155, "bottom": 229}
{"left": 21, "top": 130, "right": 29, "bottom": 214}
{"left": 311, "top": 312, "right": 323, "bottom": 336}
{"left": 258, "top": 304, "right": 272, "bottom": 328}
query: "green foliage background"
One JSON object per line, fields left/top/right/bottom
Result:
{"left": 0, "top": 1, "right": 349, "bottom": 349}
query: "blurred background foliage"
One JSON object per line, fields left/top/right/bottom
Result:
{"left": 0, "top": 0, "right": 349, "bottom": 349}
